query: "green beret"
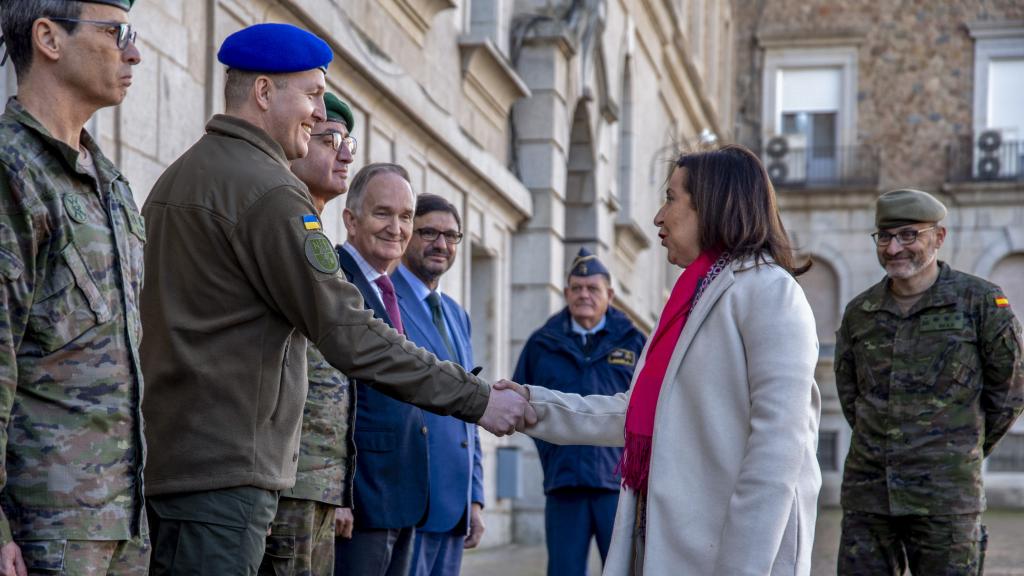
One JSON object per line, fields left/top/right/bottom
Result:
{"left": 82, "top": 0, "right": 135, "bottom": 10}
{"left": 324, "top": 92, "right": 354, "bottom": 132}
{"left": 875, "top": 188, "right": 947, "bottom": 229}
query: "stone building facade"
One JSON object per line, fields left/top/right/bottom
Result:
{"left": 1, "top": 0, "right": 733, "bottom": 547}
{"left": 731, "top": 0, "right": 1024, "bottom": 507}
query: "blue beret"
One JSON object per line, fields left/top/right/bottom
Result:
{"left": 218, "top": 23, "right": 332, "bottom": 74}
{"left": 568, "top": 247, "right": 610, "bottom": 279}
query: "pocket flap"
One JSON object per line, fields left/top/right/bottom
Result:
{"left": 0, "top": 247, "right": 23, "bottom": 282}
{"left": 356, "top": 429, "right": 397, "bottom": 452}
{"left": 61, "top": 243, "right": 111, "bottom": 323}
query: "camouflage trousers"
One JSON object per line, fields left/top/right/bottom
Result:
{"left": 259, "top": 497, "right": 336, "bottom": 576}
{"left": 19, "top": 535, "right": 150, "bottom": 576}
{"left": 838, "top": 510, "right": 987, "bottom": 575}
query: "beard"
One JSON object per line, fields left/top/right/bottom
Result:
{"left": 882, "top": 245, "right": 938, "bottom": 280}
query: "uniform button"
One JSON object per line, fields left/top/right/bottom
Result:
{"left": 421, "top": 426, "right": 428, "bottom": 435}
{"left": 461, "top": 441, "right": 469, "bottom": 448}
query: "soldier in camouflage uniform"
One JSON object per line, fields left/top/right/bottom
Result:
{"left": 0, "top": 0, "right": 147, "bottom": 574}
{"left": 259, "top": 92, "right": 358, "bottom": 576}
{"left": 835, "top": 188, "right": 1024, "bottom": 575}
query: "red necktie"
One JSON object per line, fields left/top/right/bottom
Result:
{"left": 374, "top": 275, "right": 405, "bottom": 335}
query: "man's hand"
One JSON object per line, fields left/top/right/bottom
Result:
{"left": 0, "top": 541, "right": 26, "bottom": 576}
{"left": 463, "top": 502, "right": 485, "bottom": 549}
{"left": 335, "top": 507, "right": 354, "bottom": 539}
{"left": 478, "top": 385, "right": 536, "bottom": 436}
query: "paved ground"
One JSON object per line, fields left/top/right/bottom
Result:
{"left": 463, "top": 508, "right": 1024, "bottom": 575}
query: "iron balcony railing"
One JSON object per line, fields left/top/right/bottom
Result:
{"left": 947, "top": 132, "right": 1024, "bottom": 182}
{"left": 760, "top": 140, "right": 879, "bottom": 189}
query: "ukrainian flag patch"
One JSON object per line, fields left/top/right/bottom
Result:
{"left": 995, "top": 296, "right": 1010, "bottom": 308}
{"left": 302, "top": 214, "right": 321, "bottom": 230}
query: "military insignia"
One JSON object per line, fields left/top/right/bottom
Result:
{"left": 63, "top": 193, "right": 88, "bottom": 223}
{"left": 608, "top": 348, "right": 636, "bottom": 366}
{"left": 304, "top": 232, "right": 339, "bottom": 274}
{"left": 124, "top": 206, "right": 146, "bottom": 241}
{"left": 995, "top": 296, "right": 1010, "bottom": 308}
{"left": 920, "top": 312, "right": 965, "bottom": 332}
{"left": 302, "top": 214, "right": 322, "bottom": 230}
{"left": 580, "top": 262, "right": 588, "bottom": 274}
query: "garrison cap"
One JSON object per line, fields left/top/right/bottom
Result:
{"left": 324, "top": 92, "right": 354, "bottom": 132}
{"left": 218, "top": 23, "right": 332, "bottom": 73}
{"left": 875, "top": 188, "right": 947, "bottom": 229}
{"left": 568, "top": 247, "right": 610, "bottom": 279}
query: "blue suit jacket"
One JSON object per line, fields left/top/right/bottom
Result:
{"left": 393, "top": 266, "right": 484, "bottom": 534}
{"left": 338, "top": 248, "right": 428, "bottom": 529}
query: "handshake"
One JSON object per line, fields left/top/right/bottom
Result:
{"left": 477, "top": 379, "right": 536, "bottom": 436}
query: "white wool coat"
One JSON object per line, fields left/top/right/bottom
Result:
{"left": 525, "top": 258, "right": 822, "bottom": 576}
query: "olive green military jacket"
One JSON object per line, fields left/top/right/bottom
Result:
{"left": 283, "top": 344, "right": 356, "bottom": 507}
{"left": 0, "top": 99, "right": 147, "bottom": 543}
{"left": 835, "top": 262, "right": 1024, "bottom": 515}
{"left": 140, "top": 115, "right": 489, "bottom": 497}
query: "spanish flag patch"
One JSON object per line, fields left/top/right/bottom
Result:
{"left": 302, "top": 214, "right": 321, "bottom": 230}
{"left": 995, "top": 296, "right": 1010, "bottom": 308}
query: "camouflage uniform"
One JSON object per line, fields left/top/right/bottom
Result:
{"left": 0, "top": 99, "right": 148, "bottom": 569}
{"left": 834, "top": 262, "right": 1024, "bottom": 575}
{"left": 260, "top": 345, "right": 355, "bottom": 576}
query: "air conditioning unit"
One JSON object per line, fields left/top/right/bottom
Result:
{"left": 974, "top": 128, "right": 1021, "bottom": 180}
{"left": 765, "top": 134, "right": 807, "bottom": 184}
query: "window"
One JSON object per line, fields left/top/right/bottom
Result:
{"left": 817, "top": 430, "right": 840, "bottom": 472}
{"left": 760, "top": 41, "right": 859, "bottom": 186}
{"left": 989, "top": 433, "right": 1024, "bottom": 472}
{"left": 969, "top": 23, "right": 1024, "bottom": 179}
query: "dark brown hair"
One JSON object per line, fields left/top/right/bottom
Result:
{"left": 414, "top": 193, "right": 461, "bottom": 231}
{"left": 675, "top": 144, "right": 809, "bottom": 275}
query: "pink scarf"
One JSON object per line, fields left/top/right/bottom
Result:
{"left": 618, "top": 248, "right": 723, "bottom": 493}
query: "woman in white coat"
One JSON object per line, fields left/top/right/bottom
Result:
{"left": 502, "top": 145, "right": 821, "bottom": 576}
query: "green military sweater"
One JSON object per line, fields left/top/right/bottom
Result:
{"left": 0, "top": 99, "right": 146, "bottom": 543}
{"left": 835, "top": 262, "right": 1024, "bottom": 515}
{"left": 140, "top": 115, "right": 489, "bottom": 497}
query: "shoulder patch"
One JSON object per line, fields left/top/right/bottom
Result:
{"left": 995, "top": 296, "right": 1010, "bottom": 308}
{"left": 304, "top": 232, "right": 339, "bottom": 274}
{"left": 608, "top": 348, "right": 636, "bottom": 366}
{"left": 302, "top": 214, "right": 322, "bottom": 230}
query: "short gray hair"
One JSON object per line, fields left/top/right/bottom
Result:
{"left": 0, "top": 0, "right": 81, "bottom": 79}
{"left": 346, "top": 162, "right": 413, "bottom": 216}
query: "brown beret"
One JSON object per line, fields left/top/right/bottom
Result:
{"left": 875, "top": 188, "right": 947, "bottom": 229}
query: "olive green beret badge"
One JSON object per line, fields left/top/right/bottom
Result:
{"left": 304, "top": 232, "right": 339, "bottom": 274}
{"left": 63, "top": 193, "right": 88, "bottom": 223}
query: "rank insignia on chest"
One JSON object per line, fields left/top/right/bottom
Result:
{"left": 302, "top": 214, "right": 322, "bottom": 230}
{"left": 63, "top": 193, "right": 88, "bottom": 223}
{"left": 995, "top": 296, "right": 1010, "bottom": 308}
{"left": 608, "top": 348, "right": 636, "bottom": 366}
{"left": 920, "top": 311, "right": 965, "bottom": 332}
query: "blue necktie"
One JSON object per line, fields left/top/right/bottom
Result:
{"left": 426, "top": 292, "right": 457, "bottom": 361}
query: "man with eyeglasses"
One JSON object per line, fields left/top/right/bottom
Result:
{"left": 393, "top": 194, "right": 484, "bottom": 576}
{"left": 258, "top": 92, "right": 357, "bottom": 576}
{"left": 0, "top": 0, "right": 146, "bottom": 574}
{"left": 835, "top": 188, "right": 1024, "bottom": 575}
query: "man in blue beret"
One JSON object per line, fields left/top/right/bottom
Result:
{"left": 259, "top": 92, "right": 358, "bottom": 576}
{"left": 140, "top": 23, "right": 534, "bottom": 575}
{"left": 0, "top": 0, "right": 146, "bottom": 574}
{"left": 513, "top": 248, "right": 646, "bottom": 576}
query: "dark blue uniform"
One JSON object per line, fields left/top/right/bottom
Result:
{"left": 513, "top": 307, "right": 645, "bottom": 576}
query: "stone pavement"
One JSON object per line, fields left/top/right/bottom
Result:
{"left": 462, "top": 508, "right": 1024, "bottom": 575}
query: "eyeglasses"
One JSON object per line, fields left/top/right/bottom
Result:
{"left": 311, "top": 131, "right": 357, "bottom": 155}
{"left": 49, "top": 18, "right": 137, "bottom": 51}
{"left": 415, "top": 227, "right": 464, "bottom": 245}
{"left": 871, "top": 226, "right": 936, "bottom": 246}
